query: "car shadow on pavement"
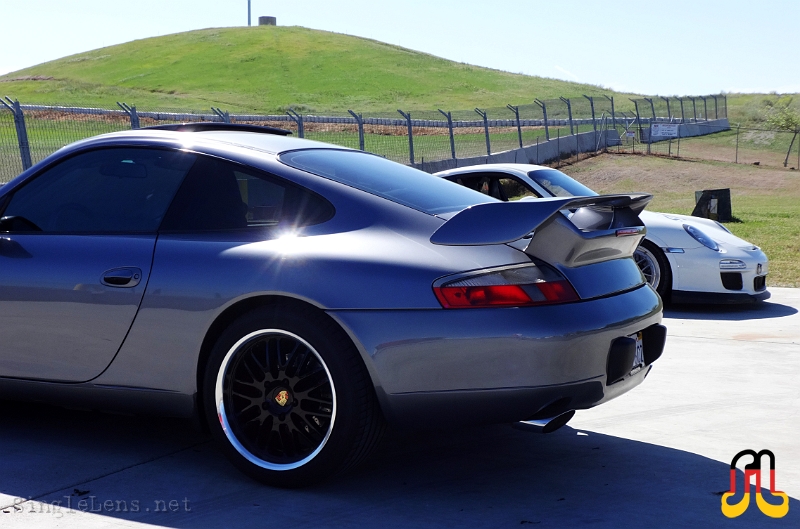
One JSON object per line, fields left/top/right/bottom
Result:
{"left": 1, "top": 402, "right": 796, "bottom": 528}
{"left": 666, "top": 300, "right": 798, "bottom": 321}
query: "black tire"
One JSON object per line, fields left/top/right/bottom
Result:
{"left": 634, "top": 239, "right": 672, "bottom": 302}
{"left": 202, "top": 302, "right": 385, "bottom": 487}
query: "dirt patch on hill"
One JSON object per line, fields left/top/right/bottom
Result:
{"left": 560, "top": 153, "right": 795, "bottom": 198}
{"left": 0, "top": 75, "right": 54, "bottom": 82}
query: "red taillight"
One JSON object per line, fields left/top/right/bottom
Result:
{"left": 536, "top": 280, "right": 580, "bottom": 303}
{"left": 435, "top": 285, "right": 532, "bottom": 308}
{"left": 433, "top": 265, "right": 579, "bottom": 309}
{"left": 615, "top": 228, "right": 641, "bottom": 237}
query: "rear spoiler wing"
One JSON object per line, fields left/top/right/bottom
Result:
{"left": 431, "top": 194, "right": 651, "bottom": 245}
{"left": 431, "top": 193, "right": 653, "bottom": 267}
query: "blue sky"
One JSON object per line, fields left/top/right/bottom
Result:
{"left": 1, "top": 0, "right": 797, "bottom": 96}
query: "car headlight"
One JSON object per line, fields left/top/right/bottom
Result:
{"left": 683, "top": 224, "right": 719, "bottom": 251}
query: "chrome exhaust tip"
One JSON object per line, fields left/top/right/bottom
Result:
{"left": 512, "top": 409, "right": 576, "bottom": 434}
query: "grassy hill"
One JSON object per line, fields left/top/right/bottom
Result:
{"left": 0, "top": 26, "right": 632, "bottom": 114}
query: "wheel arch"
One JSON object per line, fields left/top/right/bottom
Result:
{"left": 194, "top": 294, "right": 386, "bottom": 427}
{"left": 638, "top": 238, "right": 673, "bottom": 301}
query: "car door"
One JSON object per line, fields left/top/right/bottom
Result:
{"left": 0, "top": 147, "right": 195, "bottom": 382}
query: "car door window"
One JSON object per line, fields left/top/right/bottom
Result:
{"left": 159, "top": 155, "right": 334, "bottom": 231}
{"left": 452, "top": 175, "right": 540, "bottom": 202}
{"left": 1, "top": 148, "right": 196, "bottom": 233}
{"left": 498, "top": 178, "right": 539, "bottom": 201}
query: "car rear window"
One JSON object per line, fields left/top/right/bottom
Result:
{"left": 527, "top": 169, "right": 598, "bottom": 198}
{"left": 279, "top": 149, "right": 493, "bottom": 215}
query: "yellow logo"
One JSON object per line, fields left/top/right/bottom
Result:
{"left": 721, "top": 449, "right": 789, "bottom": 519}
{"left": 274, "top": 390, "right": 290, "bottom": 407}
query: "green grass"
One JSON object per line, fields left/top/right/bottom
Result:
{"left": 725, "top": 93, "right": 800, "bottom": 127}
{"left": 561, "top": 154, "right": 800, "bottom": 287}
{"left": 0, "top": 26, "right": 635, "bottom": 114}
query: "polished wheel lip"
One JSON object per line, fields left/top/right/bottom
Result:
{"left": 634, "top": 245, "right": 661, "bottom": 290}
{"left": 215, "top": 329, "right": 337, "bottom": 471}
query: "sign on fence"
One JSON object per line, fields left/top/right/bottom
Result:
{"left": 651, "top": 123, "right": 679, "bottom": 137}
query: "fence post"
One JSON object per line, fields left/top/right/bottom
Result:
{"left": 630, "top": 99, "right": 642, "bottom": 144}
{"left": 397, "top": 110, "right": 414, "bottom": 165}
{"left": 560, "top": 97, "right": 574, "bottom": 135}
{"left": 117, "top": 102, "right": 140, "bottom": 129}
{"left": 556, "top": 129, "right": 561, "bottom": 167}
{"left": 474, "top": 108, "right": 491, "bottom": 156}
{"left": 735, "top": 124, "right": 740, "bottom": 163}
{"left": 700, "top": 96, "right": 709, "bottom": 121}
{"left": 690, "top": 97, "right": 698, "bottom": 122}
{"left": 347, "top": 110, "right": 365, "bottom": 151}
{"left": 534, "top": 99, "right": 549, "bottom": 141}
{"left": 286, "top": 109, "right": 304, "bottom": 138}
{"left": 212, "top": 107, "right": 232, "bottom": 124}
{"left": 507, "top": 104, "right": 523, "bottom": 149}
{"left": 644, "top": 97, "right": 656, "bottom": 121}
{"left": 679, "top": 98, "right": 686, "bottom": 123}
{"left": 583, "top": 95, "right": 597, "bottom": 133}
{"left": 438, "top": 109, "right": 456, "bottom": 159}
{"left": 1, "top": 97, "right": 32, "bottom": 171}
{"left": 661, "top": 97, "right": 671, "bottom": 121}
{"left": 712, "top": 95, "right": 719, "bottom": 119}
{"left": 601, "top": 95, "right": 616, "bottom": 129}
{"left": 645, "top": 97, "right": 656, "bottom": 154}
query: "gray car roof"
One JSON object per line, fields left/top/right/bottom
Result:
{"left": 85, "top": 129, "right": 347, "bottom": 155}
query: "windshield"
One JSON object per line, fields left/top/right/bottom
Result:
{"left": 280, "top": 149, "right": 495, "bottom": 215}
{"left": 527, "top": 169, "right": 598, "bottom": 198}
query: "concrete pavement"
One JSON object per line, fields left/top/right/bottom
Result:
{"left": 2, "top": 288, "right": 799, "bottom": 528}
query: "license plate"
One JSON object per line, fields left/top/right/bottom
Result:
{"left": 630, "top": 332, "right": 644, "bottom": 374}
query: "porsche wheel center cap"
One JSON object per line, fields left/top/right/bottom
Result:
{"left": 273, "top": 389, "right": 291, "bottom": 408}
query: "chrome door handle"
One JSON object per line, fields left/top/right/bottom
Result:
{"left": 101, "top": 267, "right": 142, "bottom": 288}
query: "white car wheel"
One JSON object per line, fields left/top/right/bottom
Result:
{"left": 634, "top": 240, "right": 671, "bottom": 300}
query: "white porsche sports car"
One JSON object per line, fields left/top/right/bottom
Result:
{"left": 436, "top": 164, "right": 769, "bottom": 304}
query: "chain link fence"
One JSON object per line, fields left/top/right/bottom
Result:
{"left": 614, "top": 123, "right": 800, "bottom": 169}
{"left": 1, "top": 94, "right": 734, "bottom": 182}
{"left": 0, "top": 104, "right": 22, "bottom": 181}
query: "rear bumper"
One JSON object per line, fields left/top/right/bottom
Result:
{"left": 330, "top": 283, "right": 663, "bottom": 427}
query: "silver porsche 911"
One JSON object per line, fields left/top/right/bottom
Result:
{"left": 0, "top": 124, "right": 665, "bottom": 486}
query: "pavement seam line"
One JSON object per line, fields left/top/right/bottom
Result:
{"left": 0, "top": 440, "right": 211, "bottom": 511}
{"left": 667, "top": 334, "right": 799, "bottom": 345}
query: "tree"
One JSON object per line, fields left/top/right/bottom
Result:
{"left": 764, "top": 100, "right": 800, "bottom": 167}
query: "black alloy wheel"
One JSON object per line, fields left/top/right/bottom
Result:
{"left": 203, "top": 303, "right": 385, "bottom": 487}
{"left": 218, "top": 329, "right": 336, "bottom": 470}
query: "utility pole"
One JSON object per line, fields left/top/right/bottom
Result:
{"left": 248, "top": 0, "right": 251, "bottom": 26}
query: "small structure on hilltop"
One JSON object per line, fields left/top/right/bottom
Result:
{"left": 259, "top": 16, "right": 277, "bottom": 26}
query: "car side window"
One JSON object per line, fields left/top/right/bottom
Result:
{"left": 159, "top": 155, "right": 334, "bottom": 232}
{"left": 1, "top": 148, "right": 196, "bottom": 234}
{"left": 452, "top": 175, "right": 540, "bottom": 202}
{"left": 498, "top": 178, "right": 539, "bottom": 201}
